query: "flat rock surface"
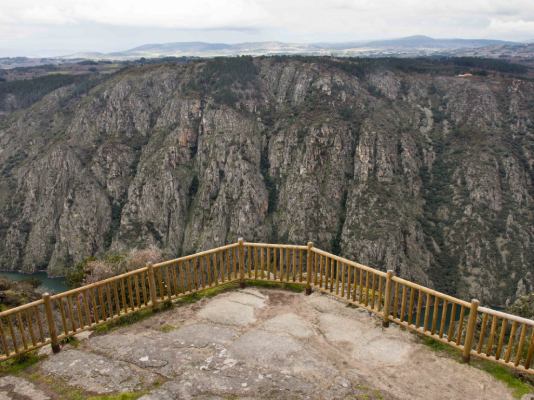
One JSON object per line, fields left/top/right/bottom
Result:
{"left": 0, "top": 376, "right": 50, "bottom": 400}
{"left": 1, "top": 288, "right": 521, "bottom": 399}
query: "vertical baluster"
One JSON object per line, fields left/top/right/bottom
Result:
{"left": 447, "top": 303, "right": 457, "bottom": 341}
{"left": 514, "top": 323, "right": 527, "bottom": 367}
{"left": 476, "top": 313, "right": 489, "bottom": 353}
{"left": 187, "top": 259, "right": 193, "bottom": 290}
{"left": 171, "top": 264, "right": 179, "bottom": 295}
{"left": 335, "top": 260, "right": 340, "bottom": 295}
{"left": 250, "top": 246, "right": 255, "bottom": 279}
{"left": 292, "top": 248, "right": 296, "bottom": 282}
{"left": 140, "top": 272, "right": 148, "bottom": 306}
{"left": 98, "top": 286, "right": 107, "bottom": 320}
{"left": 210, "top": 253, "right": 216, "bottom": 286}
{"left": 415, "top": 290, "right": 423, "bottom": 329}
{"left": 439, "top": 300, "right": 448, "bottom": 338}
{"left": 164, "top": 267, "right": 172, "bottom": 300}
{"left": 268, "top": 247, "right": 273, "bottom": 280}
{"left": 7, "top": 316, "right": 18, "bottom": 354}
{"left": 364, "top": 271, "right": 371, "bottom": 307}
{"left": 284, "top": 248, "right": 289, "bottom": 282}
{"left": 127, "top": 276, "right": 135, "bottom": 310}
{"left": 407, "top": 288, "right": 415, "bottom": 326}
{"left": 391, "top": 280, "right": 399, "bottom": 318}
{"left": 346, "top": 265, "right": 352, "bottom": 300}
{"left": 455, "top": 306, "right": 466, "bottom": 346}
{"left": 370, "top": 273, "right": 377, "bottom": 310}
{"left": 279, "top": 248, "right": 284, "bottom": 282}
{"left": 339, "top": 263, "right": 345, "bottom": 297}
{"left": 105, "top": 284, "right": 114, "bottom": 318}
{"left": 377, "top": 275, "right": 384, "bottom": 311}
{"left": 312, "top": 253, "right": 316, "bottom": 287}
{"left": 212, "top": 253, "right": 219, "bottom": 286}
{"left": 331, "top": 258, "right": 336, "bottom": 292}
{"left": 210, "top": 254, "right": 215, "bottom": 287}
{"left": 66, "top": 296, "right": 77, "bottom": 332}
{"left": 133, "top": 273, "right": 141, "bottom": 307}
{"left": 504, "top": 321, "right": 518, "bottom": 363}
{"left": 120, "top": 279, "right": 127, "bottom": 312}
{"left": 42, "top": 294, "right": 59, "bottom": 353}
{"left": 219, "top": 253, "right": 225, "bottom": 284}
{"left": 352, "top": 266, "right": 357, "bottom": 301}
{"left": 35, "top": 309, "right": 45, "bottom": 343}
{"left": 147, "top": 264, "right": 159, "bottom": 310}
{"left": 106, "top": 280, "right": 121, "bottom": 317}
{"left": 400, "top": 286, "right": 407, "bottom": 323}
{"left": 260, "top": 248, "right": 265, "bottom": 280}
{"left": 200, "top": 258, "right": 206, "bottom": 289}
{"left": 244, "top": 246, "right": 250, "bottom": 280}
{"left": 423, "top": 293, "right": 431, "bottom": 333}
{"left": 83, "top": 290, "right": 93, "bottom": 325}
{"left": 249, "top": 246, "right": 255, "bottom": 279}
{"left": 431, "top": 296, "right": 440, "bottom": 335}
{"left": 223, "top": 250, "right": 228, "bottom": 282}
{"left": 75, "top": 295, "right": 84, "bottom": 328}
{"left": 273, "top": 247, "right": 278, "bottom": 281}
{"left": 485, "top": 315, "right": 498, "bottom": 356}
{"left": 16, "top": 313, "right": 28, "bottom": 350}
{"left": 224, "top": 250, "right": 229, "bottom": 282}
{"left": 177, "top": 260, "right": 185, "bottom": 292}
{"left": 58, "top": 298, "right": 69, "bottom": 334}
{"left": 26, "top": 310, "right": 37, "bottom": 347}
{"left": 324, "top": 256, "right": 330, "bottom": 291}
{"left": 299, "top": 249, "right": 303, "bottom": 283}
{"left": 462, "top": 299, "right": 479, "bottom": 363}
{"left": 524, "top": 330, "right": 534, "bottom": 369}
{"left": 192, "top": 258, "right": 200, "bottom": 291}
{"left": 358, "top": 268, "right": 364, "bottom": 303}
{"left": 232, "top": 247, "right": 238, "bottom": 280}
{"left": 0, "top": 320, "right": 10, "bottom": 356}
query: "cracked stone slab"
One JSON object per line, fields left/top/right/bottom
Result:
{"left": 228, "top": 329, "right": 302, "bottom": 365}
{"left": 138, "top": 367, "right": 360, "bottom": 400}
{"left": 87, "top": 331, "right": 213, "bottom": 378}
{"left": 197, "top": 291, "right": 266, "bottom": 326}
{"left": 0, "top": 376, "right": 50, "bottom": 400}
{"left": 14, "top": 288, "right": 517, "bottom": 400}
{"left": 169, "top": 323, "right": 238, "bottom": 347}
{"left": 261, "top": 313, "right": 314, "bottom": 338}
{"left": 39, "top": 349, "right": 159, "bottom": 394}
{"left": 318, "top": 313, "right": 413, "bottom": 366}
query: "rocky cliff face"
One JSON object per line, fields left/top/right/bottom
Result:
{"left": 0, "top": 57, "right": 533, "bottom": 305}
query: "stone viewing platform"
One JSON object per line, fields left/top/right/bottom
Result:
{"left": 0, "top": 286, "right": 518, "bottom": 399}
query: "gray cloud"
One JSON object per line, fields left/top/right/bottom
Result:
{"left": 1, "top": 0, "right": 533, "bottom": 56}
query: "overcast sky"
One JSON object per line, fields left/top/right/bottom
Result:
{"left": 1, "top": 0, "right": 534, "bottom": 57}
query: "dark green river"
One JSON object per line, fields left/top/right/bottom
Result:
{"left": 0, "top": 271, "right": 68, "bottom": 294}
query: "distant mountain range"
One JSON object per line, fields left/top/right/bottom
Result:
{"left": 1, "top": 36, "right": 532, "bottom": 70}
{"left": 62, "top": 35, "right": 518, "bottom": 60}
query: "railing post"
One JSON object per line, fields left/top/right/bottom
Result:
{"left": 463, "top": 299, "right": 480, "bottom": 363}
{"left": 238, "top": 238, "right": 245, "bottom": 288}
{"left": 42, "top": 293, "right": 60, "bottom": 353}
{"left": 382, "top": 270, "right": 394, "bottom": 327}
{"left": 305, "top": 242, "right": 313, "bottom": 295}
{"left": 147, "top": 263, "right": 159, "bottom": 310}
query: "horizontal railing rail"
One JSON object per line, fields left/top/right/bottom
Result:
{"left": 0, "top": 239, "right": 532, "bottom": 376}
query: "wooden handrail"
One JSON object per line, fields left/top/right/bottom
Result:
{"left": 391, "top": 275, "right": 471, "bottom": 308}
{"left": 311, "top": 247, "right": 387, "bottom": 277}
{"left": 0, "top": 239, "right": 532, "bottom": 376}
{"left": 478, "top": 306, "right": 534, "bottom": 327}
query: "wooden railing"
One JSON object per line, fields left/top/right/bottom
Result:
{"left": 0, "top": 239, "right": 532, "bottom": 376}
